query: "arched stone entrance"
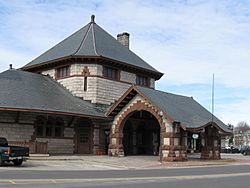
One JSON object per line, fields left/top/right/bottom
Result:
{"left": 108, "top": 97, "right": 187, "bottom": 161}
{"left": 122, "top": 110, "right": 160, "bottom": 156}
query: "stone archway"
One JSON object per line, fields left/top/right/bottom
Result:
{"left": 122, "top": 110, "right": 161, "bottom": 156}
{"left": 108, "top": 96, "right": 187, "bottom": 161}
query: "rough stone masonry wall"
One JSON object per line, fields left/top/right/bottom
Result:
{"left": 36, "top": 136, "right": 74, "bottom": 154}
{"left": 35, "top": 117, "right": 75, "bottom": 154}
{"left": 95, "top": 77, "right": 131, "bottom": 105}
{"left": 0, "top": 112, "right": 35, "bottom": 141}
{"left": 42, "top": 69, "right": 55, "bottom": 79}
{"left": 0, "top": 111, "right": 75, "bottom": 154}
{"left": 55, "top": 63, "right": 136, "bottom": 105}
{"left": 42, "top": 63, "right": 155, "bottom": 105}
{"left": 55, "top": 64, "right": 102, "bottom": 103}
{"left": 120, "top": 71, "right": 136, "bottom": 84}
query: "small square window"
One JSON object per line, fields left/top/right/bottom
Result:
{"left": 136, "top": 75, "right": 149, "bottom": 87}
{"left": 103, "top": 66, "right": 118, "bottom": 80}
{"left": 56, "top": 66, "right": 70, "bottom": 79}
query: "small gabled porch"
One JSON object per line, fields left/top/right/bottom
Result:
{"left": 106, "top": 86, "right": 232, "bottom": 161}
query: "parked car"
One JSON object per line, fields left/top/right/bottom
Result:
{"left": 239, "top": 145, "right": 250, "bottom": 156}
{"left": 221, "top": 146, "right": 239, "bottom": 154}
{"left": 0, "top": 137, "right": 29, "bottom": 166}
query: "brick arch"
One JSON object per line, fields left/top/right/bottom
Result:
{"left": 113, "top": 100, "right": 166, "bottom": 146}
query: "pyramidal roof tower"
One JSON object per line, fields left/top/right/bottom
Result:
{"left": 22, "top": 15, "right": 163, "bottom": 80}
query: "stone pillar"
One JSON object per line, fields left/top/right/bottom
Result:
{"left": 108, "top": 132, "right": 124, "bottom": 157}
{"left": 160, "top": 122, "right": 187, "bottom": 161}
{"left": 201, "top": 126, "right": 221, "bottom": 160}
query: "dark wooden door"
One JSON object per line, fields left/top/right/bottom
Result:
{"left": 77, "top": 126, "right": 91, "bottom": 154}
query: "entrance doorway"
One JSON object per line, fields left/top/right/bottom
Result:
{"left": 122, "top": 110, "right": 160, "bottom": 156}
{"left": 77, "top": 120, "right": 92, "bottom": 154}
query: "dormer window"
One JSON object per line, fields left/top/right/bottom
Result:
{"left": 136, "top": 75, "right": 149, "bottom": 87}
{"left": 56, "top": 66, "right": 70, "bottom": 79}
{"left": 103, "top": 66, "right": 119, "bottom": 80}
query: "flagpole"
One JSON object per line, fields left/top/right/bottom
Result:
{"left": 212, "top": 73, "right": 214, "bottom": 126}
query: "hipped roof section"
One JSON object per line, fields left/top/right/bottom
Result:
{"left": 22, "top": 15, "right": 163, "bottom": 79}
{"left": 0, "top": 69, "right": 105, "bottom": 118}
{"left": 107, "top": 86, "right": 231, "bottom": 134}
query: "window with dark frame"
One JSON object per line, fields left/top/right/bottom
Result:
{"left": 46, "top": 119, "right": 53, "bottom": 137}
{"left": 35, "top": 116, "right": 64, "bottom": 138}
{"left": 56, "top": 66, "right": 70, "bottom": 79}
{"left": 84, "top": 76, "right": 87, "bottom": 91}
{"left": 136, "top": 75, "right": 149, "bottom": 87}
{"left": 36, "top": 125, "right": 44, "bottom": 137}
{"left": 55, "top": 119, "right": 64, "bottom": 137}
{"left": 36, "top": 117, "right": 45, "bottom": 137}
{"left": 103, "top": 66, "right": 118, "bottom": 80}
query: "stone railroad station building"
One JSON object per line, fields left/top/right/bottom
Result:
{"left": 0, "top": 15, "right": 231, "bottom": 161}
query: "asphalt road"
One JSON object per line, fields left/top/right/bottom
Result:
{"left": 0, "top": 165, "right": 250, "bottom": 188}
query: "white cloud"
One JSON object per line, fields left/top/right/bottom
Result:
{"left": 0, "top": 0, "right": 250, "bottom": 125}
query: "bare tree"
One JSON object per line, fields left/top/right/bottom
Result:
{"left": 233, "top": 121, "right": 250, "bottom": 147}
{"left": 234, "top": 121, "right": 250, "bottom": 134}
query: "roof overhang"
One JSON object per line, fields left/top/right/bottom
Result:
{"left": 107, "top": 86, "right": 231, "bottom": 135}
{"left": 106, "top": 85, "right": 174, "bottom": 123}
{"left": 22, "top": 55, "right": 163, "bottom": 80}
{"left": 186, "top": 121, "right": 232, "bottom": 135}
{"left": 0, "top": 107, "right": 108, "bottom": 120}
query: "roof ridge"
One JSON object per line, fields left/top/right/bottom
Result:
{"left": 91, "top": 23, "right": 99, "bottom": 56}
{"left": 137, "top": 86, "right": 192, "bottom": 99}
{"left": 73, "top": 22, "right": 92, "bottom": 55}
{"left": 24, "top": 25, "right": 90, "bottom": 68}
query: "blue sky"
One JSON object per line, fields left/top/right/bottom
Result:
{"left": 0, "top": 0, "right": 250, "bottom": 126}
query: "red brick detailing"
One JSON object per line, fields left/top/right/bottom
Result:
{"left": 108, "top": 99, "right": 187, "bottom": 161}
{"left": 109, "top": 100, "right": 165, "bottom": 157}
{"left": 115, "top": 101, "right": 164, "bottom": 135}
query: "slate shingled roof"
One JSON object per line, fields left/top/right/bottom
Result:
{"left": 22, "top": 16, "right": 163, "bottom": 78}
{"left": 135, "top": 86, "right": 230, "bottom": 133}
{"left": 0, "top": 69, "right": 105, "bottom": 118}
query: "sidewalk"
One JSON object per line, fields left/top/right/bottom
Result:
{"left": 1, "top": 154, "right": 249, "bottom": 171}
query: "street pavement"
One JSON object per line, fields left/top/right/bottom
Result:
{"left": 0, "top": 153, "right": 250, "bottom": 187}
{"left": 0, "top": 165, "right": 250, "bottom": 187}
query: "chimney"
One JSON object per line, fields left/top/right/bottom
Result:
{"left": 117, "top": 32, "right": 130, "bottom": 49}
{"left": 9, "top": 64, "right": 13, "bottom": 69}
